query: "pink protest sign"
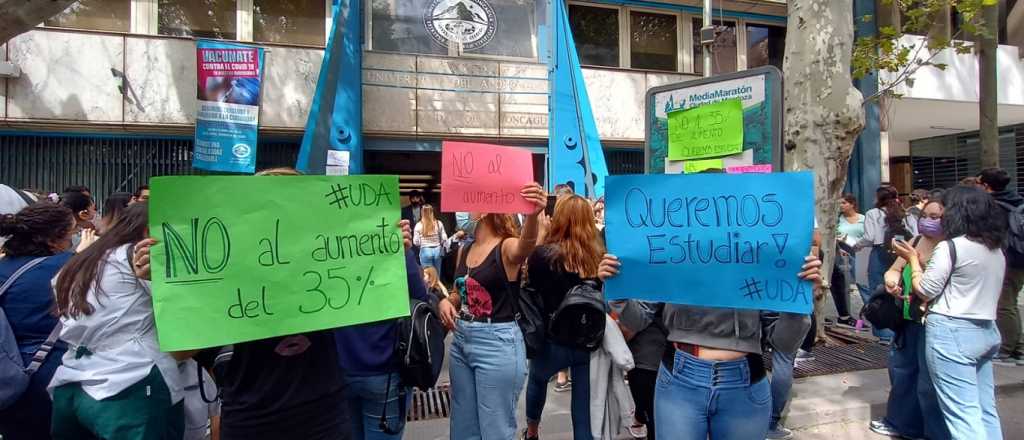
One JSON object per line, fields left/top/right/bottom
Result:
{"left": 441, "top": 141, "right": 535, "bottom": 214}
{"left": 726, "top": 164, "right": 773, "bottom": 174}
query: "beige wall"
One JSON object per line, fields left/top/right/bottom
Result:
{"left": 0, "top": 28, "right": 694, "bottom": 143}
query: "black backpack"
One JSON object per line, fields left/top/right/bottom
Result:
{"left": 517, "top": 281, "right": 547, "bottom": 359}
{"left": 394, "top": 298, "right": 448, "bottom": 391}
{"left": 547, "top": 280, "right": 607, "bottom": 351}
{"left": 995, "top": 201, "right": 1024, "bottom": 268}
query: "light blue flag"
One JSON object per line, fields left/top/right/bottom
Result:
{"left": 296, "top": 0, "right": 363, "bottom": 175}
{"left": 547, "top": 0, "right": 609, "bottom": 198}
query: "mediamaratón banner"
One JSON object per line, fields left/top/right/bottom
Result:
{"left": 194, "top": 40, "right": 265, "bottom": 174}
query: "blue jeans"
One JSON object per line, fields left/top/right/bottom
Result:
{"left": 884, "top": 321, "right": 950, "bottom": 440}
{"left": 864, "top": 246, "right": 895, "bottom": 342}
{"left": 449, "top": 321, "right": 527, "bottom": 440}
{"left": 525, "top": 342, "right": 591, "bottom": 440}
{"left": 342, "top": 372, "right": 411, "bottom": 440}
{"left": 769, "top": 346, "right": 795, "bottom": 430}
{"left": 655, "top": 349, "right": 770, "bottom": 440}
{"left": 419, "top": 246, "right": 442, "bottom": 276}
{"left": 926, "top": 314, "right": 1002, "bottom": 440}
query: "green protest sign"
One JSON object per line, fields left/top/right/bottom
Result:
{"left": 667, "top": 99, "right": 744, "bottom": 160}
{"left": 149, "top": 175, "right": 410, "bottom": 351}
{"left": 683, "top": 158, "right": 725, "bottom": 174}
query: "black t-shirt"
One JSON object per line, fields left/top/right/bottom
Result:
{"left": 526, "top": 245, "right": 597, "bottom": 316}
{"left": 201, "top": 330, "right": 349, "bottom": 440}
{"left": 454, "top": 240, "right": 517, "bottom": 321}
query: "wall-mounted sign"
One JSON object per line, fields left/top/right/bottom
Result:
{"left": 193, "top": 40, "right": 265, "bottom": 174}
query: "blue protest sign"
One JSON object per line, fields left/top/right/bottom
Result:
{"left": 193, "top": 40, "right": 265, "bottom": 174}
{"left": 604, "top": 172, "right": 815, "bottom": 314}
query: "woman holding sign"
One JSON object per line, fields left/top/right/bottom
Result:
{"left": 596, "top": 253, "right": 822, "bottom": 440}
{"left": 437, "top": 183, "right": 547, "bottom": 440}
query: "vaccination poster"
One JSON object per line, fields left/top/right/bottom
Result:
{"left": 193, "top": 40, "right": 265, "bottom": 174}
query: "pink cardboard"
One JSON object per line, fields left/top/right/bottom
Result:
{"left": 441, "top": 141, "right": 535, "bottom": 213}
{"left": 726, "top": 164, "right": 773, "bottom": 174}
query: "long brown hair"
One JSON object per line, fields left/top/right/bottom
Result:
{"left": 543, "top": 195, "right": 603, "bottom": 277}
{"left": 420, "top": 204, "right": 437, "bottom": 237}
{"left": 55, "top": 203, "right": 149, "bottom": 318}
{"left": 875, "top": 186, "right": 906, "bottom": 232}
{"left": 478, "top": 213, "right": 518, "bottom": 239}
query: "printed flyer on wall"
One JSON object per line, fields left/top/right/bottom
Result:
{"left": 193, "top": 40, "right": 265, "bottom": 173}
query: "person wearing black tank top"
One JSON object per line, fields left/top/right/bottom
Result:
{"left": 437, "top": 183, "right": 547, "bottom": 440}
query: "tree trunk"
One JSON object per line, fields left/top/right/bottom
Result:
{"left": 0, "top": 0, "right": 79, "bottom": 44}
{"left": 978, "top": 1, "right": 1000, "bottom": 169}
{"left": 783, "top": 0, "right": 866, "bottom": 341}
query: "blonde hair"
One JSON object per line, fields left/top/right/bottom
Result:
{"left": 420, "top": 204, "right": 438, "bottom": 237}
{"left": 423, "top": 266, "right": 440, "bottom": 289}
{"left": 544, "top": 195, "right": 603, "bottom": 277}
{"left": 256, "top": 167, "right": 301, "bottom": 176}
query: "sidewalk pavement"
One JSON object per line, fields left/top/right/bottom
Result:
{"left": 406, "top": 362, "right": 1024, "bottom": 439}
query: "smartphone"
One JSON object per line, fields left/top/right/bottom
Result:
{"left": 893, "top": 234, "right": 907, "bottom": 244}
{"left": 544, "top": 195, "right": 558, "bottom": 216}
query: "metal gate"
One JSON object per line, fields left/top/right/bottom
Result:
{"left": 0, "top": 133, "right": 299, "bottom": 207}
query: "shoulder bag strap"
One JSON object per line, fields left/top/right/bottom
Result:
{"left": 928, "top": 239, "right": 958, "bottom": 313}
{"left": 0, "top": 257, "right": 57, "bottom": 375}
{"left": 0, "top": 257, "right": 47, "bottom": 300}
{"left": 13, "top": 189, "right": 36, "bottom": 206}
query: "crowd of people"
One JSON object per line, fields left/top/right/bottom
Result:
{"left": 0, "top": 165, "right": 1018, "bottom": 440}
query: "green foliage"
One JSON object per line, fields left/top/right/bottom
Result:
{"left": 851, "top": 0, "right": 997, "bottom": 101}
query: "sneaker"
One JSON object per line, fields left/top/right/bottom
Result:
{"left": 765, "top": 426, "right": 794, "bottom": 439}
{"left": 868, "top": 420, "right": 899, "bottom": 437}
{"left": 627, "top": 423, "right": 648, "bottom": 438}
{"left": 554, "top": 380, "right": 572, "bottom": 392}
{"left": 993, "top": 352, "right": 1021, "bottom": 367}
{"left": 868, "top": 420, "right": 924, "bottom": 439}
{"left": 836, "top": 316, "right": 857, "bottom": 328}
{"left": 795, "top": 349, "right": 815, "bottom": 363}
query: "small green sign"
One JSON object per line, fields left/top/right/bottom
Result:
{"left": 668, "top": 99, "right": 744, "bottom": 160}
{"left": 683, "top": 158, "right": 725, "bottom": 174}
{"left": 149, "top": 175, "right": 410, "bottom": 351}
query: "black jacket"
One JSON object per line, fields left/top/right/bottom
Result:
{"left": 992, "top": 190, "right": 1024, "bottom": 268}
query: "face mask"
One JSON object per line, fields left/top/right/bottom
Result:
{"left": 918, "top": 218, "right": 943, "bottom": 238}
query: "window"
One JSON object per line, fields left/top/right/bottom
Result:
{"left": 692, "top": 18, "right": 736, "bottom": 75}
{"left": 44, "top": 0, "right": 130, "bottom": 32}
{"left": 371, "top": 0, "right": 541, "bottom": 59}
{"left": 630, "top": 11, "right": 677, "bottom": 71}
{"left": 159, "top": 0, "right": 238, "bottom": 40}
{"left": 254, "top": 0, "right": 326, "bottom": 46}
{"left": 569, "top": 4, "right": 620, "bottom": 67}
{"left": 746, "top": 24, "right": 785, "bottom": 70}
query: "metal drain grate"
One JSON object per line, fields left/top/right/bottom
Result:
{"left": 407, "top": 384, "right": 452, "bottom": 421}
{"left": 764, "top": 327, "right": 891, "bottom": 378}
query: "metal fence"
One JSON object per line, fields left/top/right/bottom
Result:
{"left": 0, "top": 134, "right": 300, "bottom": 208}
{"left": 1, "top": 133, "right": 644, "bottom": 210}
